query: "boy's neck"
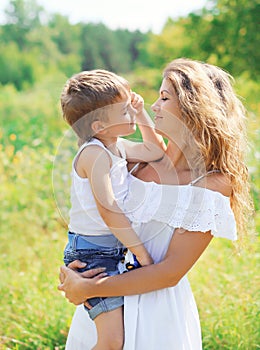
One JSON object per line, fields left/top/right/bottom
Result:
{"left": 94, "top": 135, "right": 118, "bottom": 148}
{"left": 94, "top": 135, "right": 121, "bottom": 157}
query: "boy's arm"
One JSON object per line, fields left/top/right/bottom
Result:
{"left": 78, "top": 146, "right": 153, "bottom": 266}
{"left": 123, "top": 92, "right": 166, "bottom": 162}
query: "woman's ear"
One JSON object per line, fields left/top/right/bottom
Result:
{"left": 91, "top": 120, "right": 105, "bottom": 135}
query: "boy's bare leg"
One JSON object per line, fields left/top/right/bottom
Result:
{"left": 92, "top": 306, "right": 124, "bottom": 350}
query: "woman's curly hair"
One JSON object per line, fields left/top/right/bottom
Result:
{"left": 163, "top": 58, "right": 253, "bottom": 235}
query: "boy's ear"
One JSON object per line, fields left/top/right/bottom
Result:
{"left": 91, "top": 120, "right": 106, "bottom": 135}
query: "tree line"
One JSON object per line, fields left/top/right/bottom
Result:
{"left": 0, "top": 0, "right": 259, "bottom": 90}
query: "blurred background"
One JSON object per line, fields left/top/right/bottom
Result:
{"left": 0, "top": 0, "right": 259, "bottom": 348}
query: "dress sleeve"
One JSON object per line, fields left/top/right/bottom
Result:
{"left": 123, "top": 178, "right": 237, "bottom": 241}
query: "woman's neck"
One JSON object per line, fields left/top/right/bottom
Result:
{"left": 165, "top": 141, "right": 206, "bottom": 180}
{"left": 165, "top": 141, "right": 190, "bottom": 171}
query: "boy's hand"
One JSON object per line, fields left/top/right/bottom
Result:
{"left": 136, "top": 252, "right": 154, "bottom": 266}
{"left": 131, "top": 91, "right": 144, "bottom": 115}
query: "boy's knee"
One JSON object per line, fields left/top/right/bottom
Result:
{"left": 96, "top": 338, "right": 123, "bottom": 350}
{"left": 108, "top": 335, "right": 124, "bottom": 350}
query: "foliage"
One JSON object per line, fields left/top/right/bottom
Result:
{"left": 0, "top": 42, "right": 36, "bottom": 89}
{"left": 2, "top": 0, "right": 43, "bottom": 49}
{"left": 139, "top": 0, "right": 260, "bottom": 79}
{"left": 189, "top": 236, "right": 259, "bottom": 350}
{"left": 80, "top": 24, "right": 145, "bottom": 73}
{"left": 1, "top": 0, "right": 259, "bottom": 89}
{"left": 0, "top": 0, "right": 148, "bottom": 88}
{"left": 235, "top": 75, "right": 260, "bottom": 229}
{"left": 207, "top": 0, "right": 260, "bottom": 77}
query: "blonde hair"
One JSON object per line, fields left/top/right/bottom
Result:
{"left": 163, "top": 58, "right": 253, "bottom": 235}
{"left": 61, "top": 69, "right": 130, "bottom": 142}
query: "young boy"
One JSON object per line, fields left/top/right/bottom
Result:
{"left": 60, "top": 69, "right": 165, "bottom": 350}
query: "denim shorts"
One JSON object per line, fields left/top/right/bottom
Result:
{"left": 63, "top": 232, "right": 125, "bottom": 320}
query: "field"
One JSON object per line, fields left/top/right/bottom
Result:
{"left": 0, "top": 73, "right": 259, "bottom": 349}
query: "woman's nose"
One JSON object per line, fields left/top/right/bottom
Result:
{"left": 151, "top": 101, "right": 159, "bottom": 112}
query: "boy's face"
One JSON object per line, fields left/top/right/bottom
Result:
{"left": 103, "top": 97, "right": 137, "bottom": 137}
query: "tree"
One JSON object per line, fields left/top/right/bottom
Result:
{"left": 48, "top": 14, "right": 82, "bottom": 55}
{"left": 80, "top": 23, "right": 147, "bottom": 73}
{"left": 192, "top": 0, "right": 260, "bottom": 77}
{"left": 139, "top": 0, "right": 259, "bottom": 78}
{"left": 2, "top": 0, "right": 43, "bottom": 49}
{"left": 0, "top": 42, "right": 37, "bottom": 89}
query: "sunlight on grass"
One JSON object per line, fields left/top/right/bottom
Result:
{"left": 189, "top": 236, "right": 259, "bottom": 349}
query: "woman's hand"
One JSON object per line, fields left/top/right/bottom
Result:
{"left": 58, "top": 260, "right": 107, "bottom": 305}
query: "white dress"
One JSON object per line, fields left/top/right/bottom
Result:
{"left": 65, "top": 176, "right": 237, "bottom": 350}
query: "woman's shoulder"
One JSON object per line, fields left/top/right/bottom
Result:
{"left": 194, "top": 173, "right": 232, "bottom": 197}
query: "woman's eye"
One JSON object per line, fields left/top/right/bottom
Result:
{"left": 161, "top": 97, "right": 168, "bottom": 101}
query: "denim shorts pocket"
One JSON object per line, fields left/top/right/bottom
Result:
{"left": 63, "top": 247, "right": 124, "bottom": 275}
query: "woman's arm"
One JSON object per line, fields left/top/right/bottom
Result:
{"left": 58, "top": 228, "right": 213, "bottom": 305}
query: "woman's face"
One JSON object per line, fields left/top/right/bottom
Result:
{"left": 152, "top": 78, "right": 186, "bottom": 146}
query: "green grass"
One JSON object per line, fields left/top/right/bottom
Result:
{"left": 189, "top": 237, "right": 260, "bottom": 349}
{"left": 0, "top": 74, "right": 259, "bottom": 349}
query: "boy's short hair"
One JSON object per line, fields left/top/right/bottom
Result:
{"left": 60, "top": 69, "right": 130, "bottom": 141}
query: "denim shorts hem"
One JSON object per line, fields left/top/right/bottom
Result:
{"left": 85, "top": 296, "right": 124, "bottom": 320}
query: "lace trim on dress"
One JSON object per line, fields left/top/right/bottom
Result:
{"left": 123, "top": 177, "right": 237, "bottom": 241}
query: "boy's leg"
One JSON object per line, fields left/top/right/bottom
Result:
{"left": 92, "top": 306, "right": 124, "bottom": 350}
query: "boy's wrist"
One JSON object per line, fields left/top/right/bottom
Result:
{"left": 135, "top": 109, "right": 145, "bottom": 118}
{"left": 132, "top": 245, "right": 153, "bottom": 266}
{"left": 135, "top": 110, "right": 153, "bottom": 124}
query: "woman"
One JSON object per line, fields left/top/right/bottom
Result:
{"left": 59, "top": 58, "right": 252, "bottom": 349}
